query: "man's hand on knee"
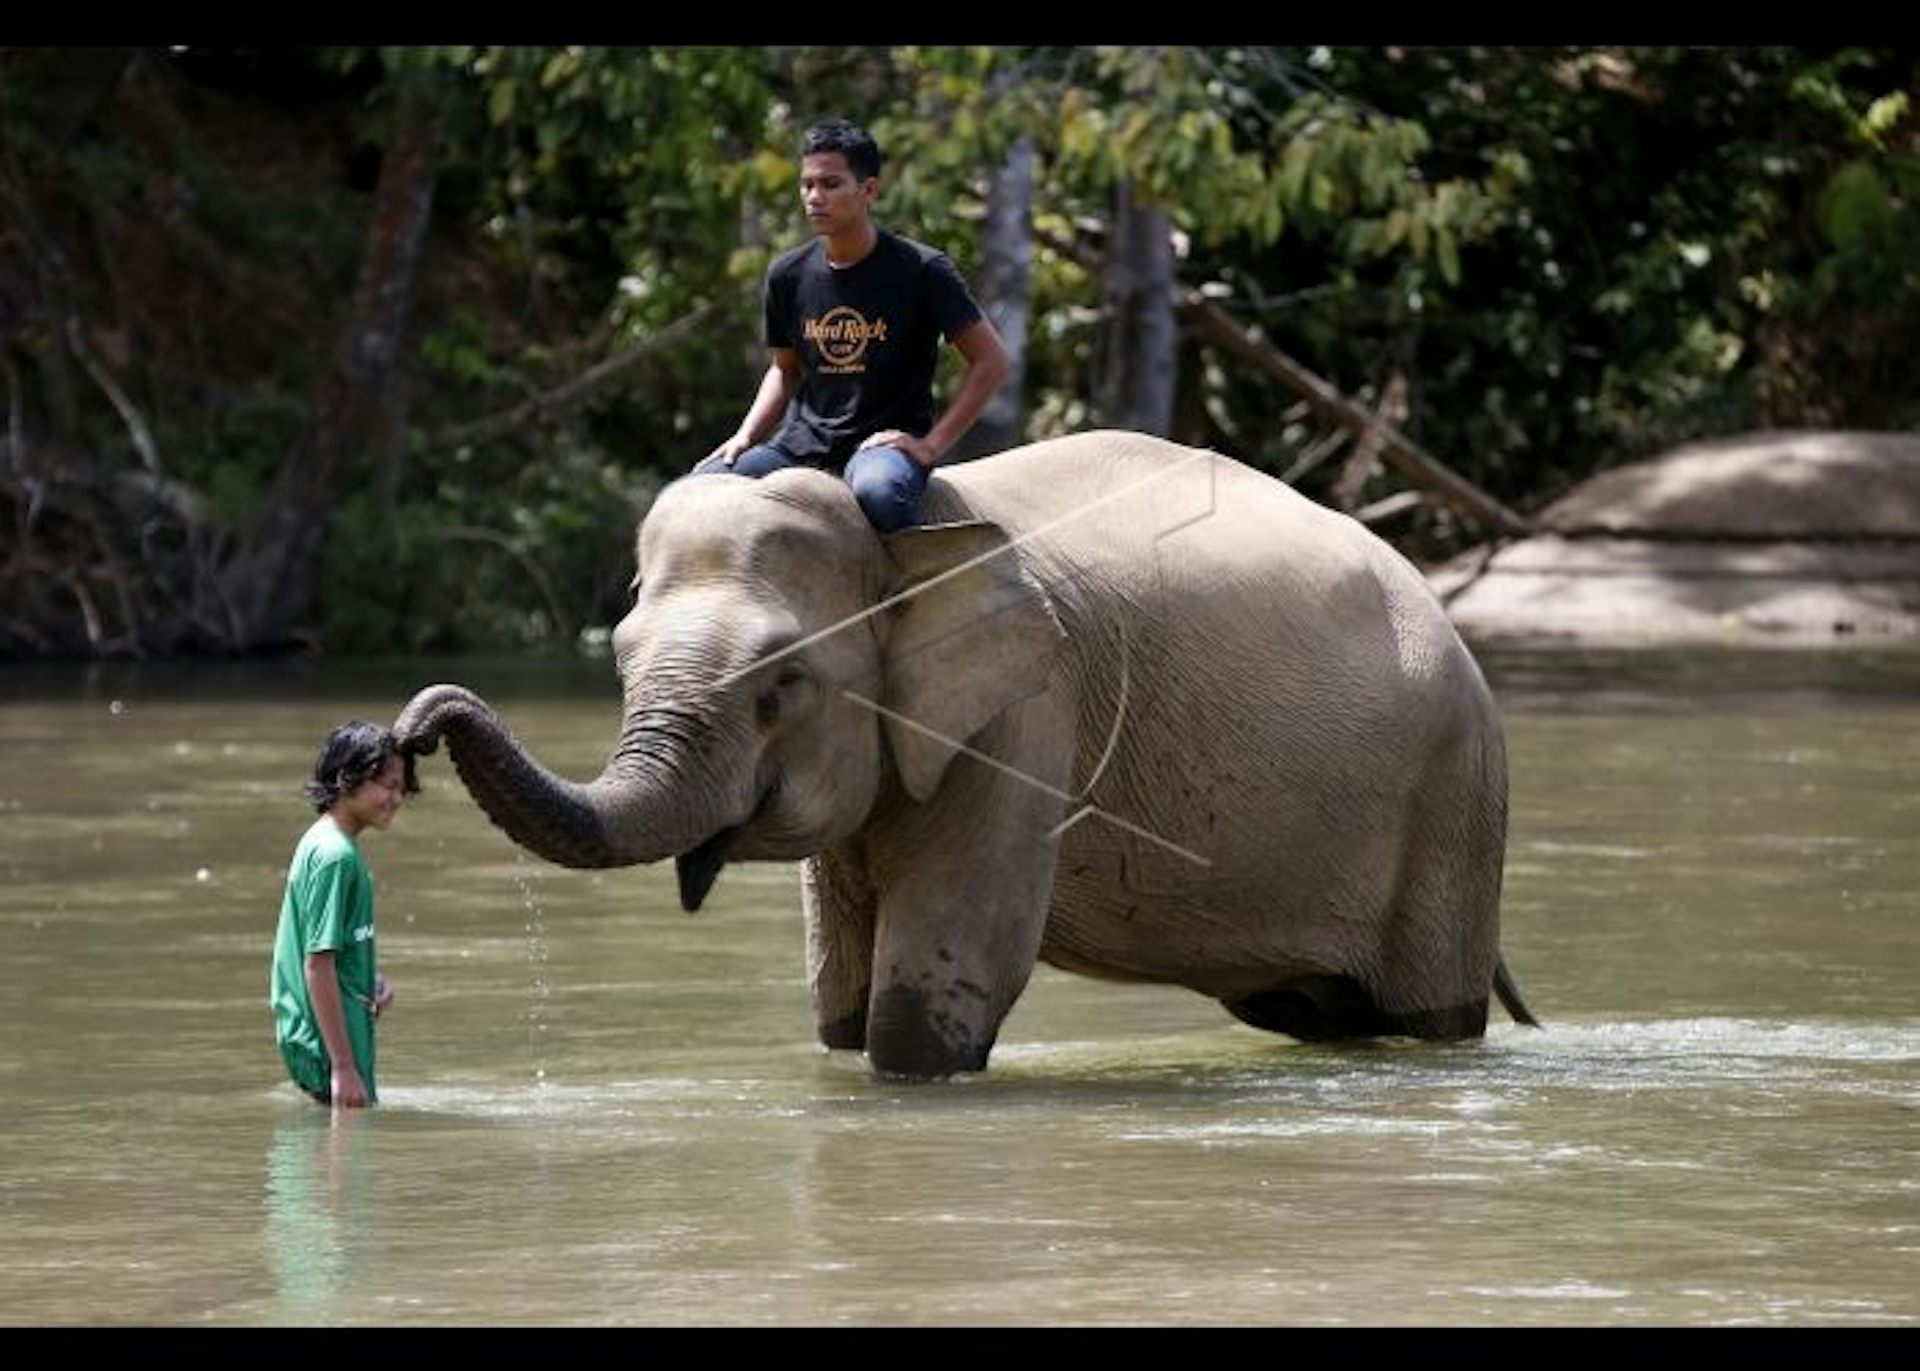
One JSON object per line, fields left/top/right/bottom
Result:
{"left": 858, "top": 429, "right": 935, "bottom": 467}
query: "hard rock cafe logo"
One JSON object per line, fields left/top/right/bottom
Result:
{"left": 804, "top": 306, "right": 887, "bottom": 371}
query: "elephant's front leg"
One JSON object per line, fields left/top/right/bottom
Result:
{"left": 860, "top": 692, "right": 1075, "bottom": 1079}
{"left": 802, "top": 843, "right": 878, "bottom": 1051}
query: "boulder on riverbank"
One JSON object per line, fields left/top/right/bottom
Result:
{"left": 1430, "top": 430, "right": 1920, "bottom": 646}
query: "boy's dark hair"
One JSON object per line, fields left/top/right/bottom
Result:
{"left": 801, "top": 118, "right": 881, "bottom": 182}
{"left": 303, "top": 720, "right": 419, "bottom": 812}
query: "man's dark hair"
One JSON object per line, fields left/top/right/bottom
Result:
{"left": 801, "top": 118, "right": 881, "bottom": 182}
{"left": 304, "top": 720, "right": 419, "bottom": 812}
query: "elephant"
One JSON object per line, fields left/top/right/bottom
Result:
{"left": 394, "top": 429, "right": 1537, "bottom": 1080}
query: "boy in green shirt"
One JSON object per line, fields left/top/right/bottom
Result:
{"left": 270, "top": 721, "right": 418, "bottom": 1108}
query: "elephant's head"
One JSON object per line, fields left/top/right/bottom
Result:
{"left": 394, "top": 467, "right": 1066, "bottom": 911}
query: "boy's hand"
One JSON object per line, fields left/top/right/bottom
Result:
{"left": 371, "top": 972, "right": 394, "bottom": 1018}
{"left": 330, "top": 1063, "right": 370, "bottom": 1109}
{"left": 704, "top": 433, "right": 752, "bottom": 468}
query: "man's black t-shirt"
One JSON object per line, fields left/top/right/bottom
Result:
{"left": 763, "top": 228, "right": 983, "bottom": 468}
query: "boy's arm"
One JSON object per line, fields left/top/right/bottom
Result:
{"left": 304, "top": 951, "right": 369, "bottom": 1108}
{"left": 862, "top": 317, "right": 1010, "bottom": 467}
{"left": 707, "top": 350, "right": 802, "bottom": 465}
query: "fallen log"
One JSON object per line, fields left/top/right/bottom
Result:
{"left": 1177, "top": 290, "right": 1532, "bottom": 537}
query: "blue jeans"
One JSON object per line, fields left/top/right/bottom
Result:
{"left": 691, "top": 443, "right": 931, "bottom": 534}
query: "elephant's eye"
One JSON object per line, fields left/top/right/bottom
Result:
{"left": 756, "top": 662, "right": 812, "bottom": 727}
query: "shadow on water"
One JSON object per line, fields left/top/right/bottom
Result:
{"left": 1477, "top": 641, "right": 1920, "bottom": 714}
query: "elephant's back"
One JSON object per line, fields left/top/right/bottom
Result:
{"left": 936, "top": 431, "right": 1322, "bottom": 546}
{"left": 933, "top": 431, "right": 1459, "bottom": 678}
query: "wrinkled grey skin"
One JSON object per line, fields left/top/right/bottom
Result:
{"left": 395, "top": 431, "right": 1536, "bottom": 1080}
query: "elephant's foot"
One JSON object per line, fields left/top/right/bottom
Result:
{"left": 817, "top": 1005, "right": 868, "bottom": 1052}
{"left": 1379, "top": 998, "right": 1489, "bottom": 1040}
{"left": 1225, "top": 975, "right": 1489, "bottom": 1042}
{"left": 865, "top": 983, "right": 994, "bottom": 1080}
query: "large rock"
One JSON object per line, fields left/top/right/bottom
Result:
{"left": 1432, "top": 430, "right": 1920, "bottom": 645}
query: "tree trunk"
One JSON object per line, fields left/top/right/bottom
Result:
{"left": 217, "top": 76, "right": 447, "bottom": 649}
{"left": 950, "top": 131, "right": 1034, "bottom": 461}
{"left": 1095, "top": 179, "right": 1176, "bottom": 437}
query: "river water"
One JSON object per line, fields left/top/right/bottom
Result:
{"left": 0, "top": 646, "right": 1914, "bottom": 1325}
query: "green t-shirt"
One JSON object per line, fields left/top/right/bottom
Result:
{"left": 269, "top": 815, "right": 378, "bottom": 1101}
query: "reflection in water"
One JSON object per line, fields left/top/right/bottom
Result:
{"left": 263, "top": 1106, "right": 370, "bottom": 1319}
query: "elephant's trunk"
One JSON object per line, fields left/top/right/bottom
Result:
{"left": 393, "top": 683, "right": 732, "bottom": 872}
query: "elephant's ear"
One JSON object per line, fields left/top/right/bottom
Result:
{"left": 879, "top": 520, "right": 1066, "bottom": 803}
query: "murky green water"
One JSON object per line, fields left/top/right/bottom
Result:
{"left": 1, "top": 646, "right": 1915, "bottom": 1325}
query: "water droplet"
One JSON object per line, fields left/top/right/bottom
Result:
{"left": 517, "top": 851, "right": 552, "bottom": 1084}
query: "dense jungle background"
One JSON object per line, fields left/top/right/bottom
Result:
{"left": 2, "top": 45, "right": 1915, "bottom": 658}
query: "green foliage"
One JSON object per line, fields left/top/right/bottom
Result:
{"left": 319, "top": 443, "right": 654, "bottom": 654}
{"left": 1225, "top": 45, "right": 1920, "bottom": 512}
{"left": 6, "top": 44, "right": 1917, "bottom": 657}
{"left": 420, "top": 311, "right": 519, "bottom": 392}
{"left": 172, "top": 400, "right": 307, "bottom": 525}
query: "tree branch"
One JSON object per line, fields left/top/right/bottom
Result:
{"left": 442, "top": 525, "right": 573, "bottom": 642}
{"left": 1330, "top": 369, "right": 1406, "bottom": 510}
{"left": 65, "top": 315, "right": 163, "bottom": 476}
{"left": 430, "top": 302, "right": 720, "bottom": 453}
{"left": 2, "top": 349, "right": 24, "bottom": 481}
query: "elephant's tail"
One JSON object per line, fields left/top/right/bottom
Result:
{"left": 1494, "top": 956, "right": 1541, "bottom": 1028}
